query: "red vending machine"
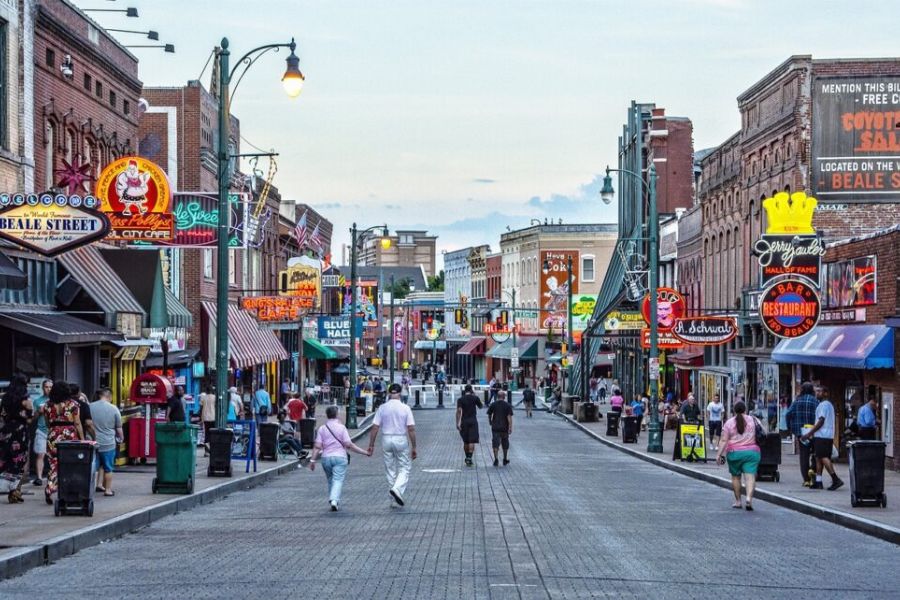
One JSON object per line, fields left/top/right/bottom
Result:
{"left": 127, "top": 373, "right": 173, "bottom": 463}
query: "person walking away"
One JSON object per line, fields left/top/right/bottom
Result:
{"left": 41, "top": 381, "right": 84, "bottom": 504}
{"left": 31, "top": 379, "right": 52, "bottom": 486}
{"left": 253, "top": 384, "right": 272, "bottom": 427}
{"left": 630, "top": 396, "right": 645, "bottom": 435}
{"left": 801, "top": 387, "right": 844, "bottom": 491}
{"left": 589, "top": 376, "right": 598, "bottom": 403}
{"left": 715, "top": 400, "right": 763, "bottom": 510}
{"left": 305, "top": 387, "right": 318, "bottom": 418}
{"left": 522, "top": 384, "right": 535, "bottom": 418}
{"left": 487, "top": 390, "right": 513, "bottom": 466}
{"left": 199, "top": 386, "right": 216, "bottom": 455}
{"left": 707, "top": 393, "right": 725, "bottom": 451}
{"left": 166, "top": 385, "right": 187, "bottom": 424}
{"left": 785, "top": 382, "right": 818, "bottom": 487}
{"left": 598, "top": 377, "right": 609, "bottom": 403}
{"left": 70, "top": 385, "right": 95, "bottom": 441}
{"left": 309, "top": 405, "right": 370, "bottom": 511}
{"left": 368, "top": 383, "right": 417, "bottom": 506}
{"left": 488, "top": 377, "right": 498, "bottom": 404}
{"left": 679, "top": 393, "right": 701, "bottom": 424}
{"left": 856, "top": 397, "right": 879, "bottom": 440}
{"left": 227, "top": 387, "right": 242, "bottom": 421}
{"left": 0, "top": 375, "right": 33, "bottom": 503}
{"left": 90, "top": 389, "right": 122, "bottom": 497}
{"left": 280, "top": 377, "right": 291, "bottom": 410}
{"left": 609, "top": 388, "right": 625, "bottom": 414}
{"left": 286, "top": 392, "right": 308, "bottom": 424}
{"left": 456, "top": 384, "right": 483, "bottom": 467}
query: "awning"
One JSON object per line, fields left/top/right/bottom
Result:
{"left": 303, "top": 338, "right": 338, "bottom": 360}
{"left": 143, "top": 347, "right": 201, "bottom": 368}
{"left": 414, "top": 340, "right": 447, "bottom": 350}
{"left": 0, "top": 310, "right": 122, "bottom": 344}
{"left": 100, "top": 249, "right": 174, "bottom": 329}
{"left": 57, "top": 246, "right": 146, "bottom": 328}
{"left": 0, "top": 251, "right": 27, "bottom": 290}
{"left": 669, "top": 349, "right": 704, "bottom": 365}
{"left": 772, "top": 325, "right": 894, "bottom": 370}
{"left": 486, "top": 337, "right": 539, "bottom": 360}
{"left": 202, "top": 301, "right": 289, "bottom": 368}
{"left": 457, "top": 336, "right": 486, "bottom": 356}
{"left": 330, "top": 345, "right": 351, "bottom": 359}
{"left": 164, "top": 287, "right": 193, "bottom": 329}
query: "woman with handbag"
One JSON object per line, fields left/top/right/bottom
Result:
{"left": 308, "top": 405, "right": 370, "bottom": 511}
{"left": 715, "top": 400, "right": 764, "bottom": 511}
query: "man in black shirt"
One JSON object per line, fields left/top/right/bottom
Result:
{"left": 456, "top": 384, "right": 483, "bottom": 467}
{"left": 679, "top": 394, "right": 701, "bottom": 424}
{"left": 521, "top": 384, "right": 536, "bottom": 418}
{"left": 487, "top": 390, "right": 513, "bottom": 466}
{"left": 166, "top": 385, "right": 187, "bottom": 423}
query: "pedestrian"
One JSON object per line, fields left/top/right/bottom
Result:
{"left": 199, "top": 386, "right": 216, "bottom": 454}
{"left": 856, "top": 397, "right": 879, "bottom": 440}
{"left": 70, "top": 386, "right": 95, "bottom": 440}
{"left": 166, "top": 385, "right": 187, "bottom": 424}
{"left": 715, "top": 400, "right": 763, "bottom": 511}
{"left": 277, "top": 409, "right": 304, "bottom": 457}
{"left": 706, "top": 393, "right": 725, "bottom": 451}
{"left": 800, "top": 387, "right": 844, "bottom": 491}
{"left": 90, "top": 388, "right": 122, "bottom": 497}
{"left": 367, "top": 383, "right": 417, "bottom": 507}
{"left": 253, "top": 384, "right": 272, "bottom": 426}
{"left": 609, "top": 387, "right": 625, "bottom": 413}
{"left": 522, "top": 383, "right": 535, "bottom": 418}
{"left": 488, "top": 377, "right": 499, "bottom": 404}
{"left": 41, "top": 381, "right": 84, "bottom": 505}
{"left": 598, "top": 376, "right": 609, "bottom": 403}
{"left": 227, "top": 386, "right": 242, "bottom": 421}
{"left": 280, "top": 377, "right": 291, "bottom": 409}
{"left": 456, "top": 384, "right": 483, "bottom": 467}
{"left": 679, "top": 393, "right": 701, "bottom": 424}
{"left": 550, "top": 386, "right": 562, "bottom": 412}
{"left": 784, "top": 382, "right": 818, "bottom": 487}
{"left": 305, "top": 387, "right": 318, "bottom": 418}
{"left": 286, "top": 392, "right": 308, "bottom": 424}
{"left": 589, "top": 376, "right": 598, "bottom": 403}
{"left": 0, "top": 374, "right": 33, "bottom": 504}
{"left": 487, "top": 390, "right": 513, "bottom": 466}
{"left": 309, "top": 405, "right": 370, "bottom": 511}
{"left": 630, "top": 396, "right": 645, "bottom": 433}
{"left": 31, "top": 379, "right": 52, "bottom": 486}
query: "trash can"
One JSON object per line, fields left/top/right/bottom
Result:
{"left": 757, "top": 433, "right": 782, "bottom": 482}
{"left": 299, "top": 417, "right": 316, "bottom": 449}
{"left": 373, "top": 392, "right": 386, "bottom": 411}
{"left": 55, "top": 441, "right": 97, "bottom": 517}
{"left": 848, "top": 440, "right": 887, "bottom": 507}
{"left": 606, "top": 412, "right": 620, "bottom": 436}
{"left": 258, "top": 422, "right": 280, "bottom": 461}
{"left": 622, "top": 416, "right": 639, "bottom": 443}
{"left": 153, "top": 422, "right": 198, "bottom": 494}
{"left": 582, "top": 402, "right": 599, "bottom": 423}
{"left": 207, "top": 427, "right": 233, "bottom": 477}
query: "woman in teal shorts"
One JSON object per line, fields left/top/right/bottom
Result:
{"left": 715, "top": 400, "right": 764, "bottom": 511}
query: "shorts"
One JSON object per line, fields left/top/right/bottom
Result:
{"left": 459, "top": 422, "right": 479, "bottom": 444}
{"left": 726, "top": 450, "right": 760, "bottom": 476}
{"left": 491, "top": 430, "right": 509, "bottom": 450}
{"left": 98, "top": 449, "right": 116, "bottom": 473}
{"left": 33, "top": 429, "right": 48, "bottom": 454}
{"left": 813, "top": 438, "right": 834, "bottom": 459}
{"left": 708, "top": 421, "right": 722, "bottom": 438}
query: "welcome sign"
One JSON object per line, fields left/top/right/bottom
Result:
{"left": 0, "top": 193, "right": 110, "bottom": 256}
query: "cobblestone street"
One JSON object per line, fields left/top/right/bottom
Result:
{"left": 1, "top": 408, "right": 898, "bottom": 599}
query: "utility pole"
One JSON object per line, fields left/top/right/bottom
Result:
{"left": 566, "top": 255, "right": 573, "bottom": 395}
{"left": 389, "top": 274, "right": 395, "bottom": 384}
{"left": 347, "top": 223, "right": 359, "bottom": 428}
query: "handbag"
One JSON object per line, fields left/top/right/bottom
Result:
{"left": 324, "top": 423, "right": 350, "bottom": 463}
{"left": 754, "top": 417, "right": 766, "bottom": 446}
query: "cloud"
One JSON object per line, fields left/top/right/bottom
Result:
{"left": 472, "top": 178, "right": 496, "bottom": 184}
{"left": 383, "top": 204, "right": 401, "bottom": 210}
{"left": 314, "top": 202, "right": 343, "bottom": 210}
{"left": 526, "top": 174, "right": 608, "bottom": 215}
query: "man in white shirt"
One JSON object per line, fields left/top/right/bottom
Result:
{"left": 368, "top": 383, "right": 417, "bottom": 507}
{"left": 801, "top": 388, "right": 844, "bottom": 491}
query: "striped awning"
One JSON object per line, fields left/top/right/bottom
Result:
{"left": 164, "top": 286, "right": 193, "bottom": 329}
{"left": 202, "top": 301, "right": 288, "bottom": 368}
{"left": 457, "top": 336, "right": 486, "bottom": 355}
{"left": 57, "top": 246, "right": 146, "bottom": 326}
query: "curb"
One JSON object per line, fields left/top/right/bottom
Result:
{"left": 557, "top": 411, "right": 900, "bottom": 546}
{"left": 1, "top": 417, "right": 374, "bottom": 581}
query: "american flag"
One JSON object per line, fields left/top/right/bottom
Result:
{"left": 292, "top": 210, "right": 308, "bottom": 248}
{"left": 309, "top": 222, "right": 325, "bottom": 257}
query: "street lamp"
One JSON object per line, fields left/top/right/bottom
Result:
{"left": 543, "top": 255, "right": 573, "bottom": 394}
{"left": 600, "top": 164, "right": 663, "bottom": 454}
{"left": 501, "top": 288, "right": 518, "bottom": 386}
{"left": 213, "top": 36, "right": 303, "bottom": 431}
{"left": 347, "top": 223, "right": 391, "bottom": 428}
{"left": 125, "top": 44, "right": 176, "bottom": 53}
{"left": 106, "top": 29, "right": 160, "bottom": 40}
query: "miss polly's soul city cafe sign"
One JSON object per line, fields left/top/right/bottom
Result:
{"left": 0, "top": 193, "right": 110, "bottom": 256}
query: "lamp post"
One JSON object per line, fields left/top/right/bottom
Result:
{"left": 213, "top": 37, "right": 305, "bottom": 430}
{"left": 389, "top": 274, "right": 396, "bottom": 384}
{"left": 600, "top": 164, "right": 663, "bottom": 453}
{"left": 501, "top": 288, "right": 517, "bottom": 386}
{"left": 346, "top": 223, "right": 390, "bottom": 428}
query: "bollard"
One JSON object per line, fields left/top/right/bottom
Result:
{"left": 483, "top": 390, "right": 489, "bottom": 404}
{"left": 438, "top": 388, "right": 444, "bottom": 408}
{"left": 414, "top": 389, "right": 421, "bottom": 409}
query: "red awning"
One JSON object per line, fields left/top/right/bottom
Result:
{"left": 202, "top": 301, "right": 289, "bottom": 368}
{"left": 669, "top": 349, "right": 704, "bottom": 366}
{"left": 457, "top": 336, "right": 486, "bottom": 356}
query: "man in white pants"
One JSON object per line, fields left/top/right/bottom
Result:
{"left": 368, "top": 383, "right": 417, "bottom": 506}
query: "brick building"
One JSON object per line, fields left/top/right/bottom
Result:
{"left": 486, "top": 253, "right": 501, "bottom": 301}
{"left": 359, "top": 229, "right": 437, "bottom": 278}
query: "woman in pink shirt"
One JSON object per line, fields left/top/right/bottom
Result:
{"left": 609, "top": 388, "right": 625, "bottom": 413}
{"left": 715, "top": 400, "right": 764, "bottom": 511}
{"left": 308, "top": 406, "right": 370, "bottom": 511}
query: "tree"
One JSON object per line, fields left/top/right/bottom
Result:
{"left": 388, "top": 277, "right": 413, "bottom": 300}
{"left": 427, "top": 269, "right": 445, "bottom": 292}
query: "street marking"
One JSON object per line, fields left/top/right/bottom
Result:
{"left": 422, "top": 468, "right": 460, "bottom": 473}
{"left": 489, "top": 584, "right": 538, "bottom": 588}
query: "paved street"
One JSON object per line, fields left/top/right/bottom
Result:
{"left": 2, "top": 407, "right": 898, "bottom": 599}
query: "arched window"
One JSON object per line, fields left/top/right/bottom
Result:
{"left": 64, "top": 128, "right": 75, "bottom": 163}
{"left": 44, "top": 121, "right": 56, "bottom": 189}
{"left": 787, "top": 143, "right": 793, "bottom": 159}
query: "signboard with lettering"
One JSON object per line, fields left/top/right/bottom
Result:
{"left": 241, "top": 296, "right": 310, "bottom": 322}
{"left": 603, "top": 310, "right": 645, "bottom": 331}
{"left": 671, "top": 317, "right": 738, "bottom": 346}
{"left": 640, "top": 329, "right": 684, "bottom": 349}
{"left": 824, "top": 255, "right": 876, "bottom": 308}
{"left": 0, "top": 193, "right": 110, "bottom": 256}
{"left": 129, "top": 192, "right": 248, "bottom": 248}
{"left": 813, "top": 77, "right": 900, "bottom": 201}
{"left": 755, "top": 235, "right": 826, "bottom": 287}
{"left": 281, "top": 256, "right": 321, "bottom": 308}
{"left": 317, "top": 315, "right": 361, "bottom": 346}
{"left": 128, "top": 373, "right": 173, "bottom": 405}
{"left": 570, "top": 294, "right": 596, "bottom": 331}
{"left": 96, "top": 156, "right": 173, "bottom": 242}
{"left": 641, "top": 287, "right": 686, "bottom": 331}
{"left": 540, "top": 250, "right": 579, "bottom": 330}
{"left": 760, "top": 279, "right": 821, "bottom": 338}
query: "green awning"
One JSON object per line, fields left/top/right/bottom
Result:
{"left": 303, "top": 338, "right": 338, "bottom": 360}
{"left": 485, "top": 337, "right": 538, "bottom": 360}
{"left": 164, "top": 286, "right": 193, "bottom": 329}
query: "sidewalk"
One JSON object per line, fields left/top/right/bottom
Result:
{"left": 559, "top": 410, "right": 900, "bottom": 544}
{"left": 0, "top": 408, "right": 373, "bottom": 579}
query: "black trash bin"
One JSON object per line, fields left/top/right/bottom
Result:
{"left": 373, "top": 392, "right": 386, "bottom": 411}
{"left": 55, "top": 441, "right": 97, "bottom": 517}
{"left": 207, "top": 428, "right": 233, "bottom": 477}
{"left": 849, "top": 440, "right": 887, "bottom": 507}
{"left": 757, "top": 433, "right": 782, "bottom": 482}
{"left": 258, "top": 422, "right": 280, "bottom": 461}
{"left": 622, "top": 416, "right": 638, "bottom": 443}
{"left": 299, "top": 418, "right": 316, "bottom": 449}
{"left": 583, "top": 402, "right": 599, "bottom": 423}
{"left": 606, "top": 412, "right": 620, "bottom": 436}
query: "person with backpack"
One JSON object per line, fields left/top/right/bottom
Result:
{"left": 308, "top": 405, "right": 370, "bottom": 511}
{"left": 521, "top": 384, "right": 536, "bottom": 418}
{"left": 715, "top": 400, "right": 765, "bottom": 511}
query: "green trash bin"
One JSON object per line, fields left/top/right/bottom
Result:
{"left": 153, "top": 422, "right": 198, "bottom": 494}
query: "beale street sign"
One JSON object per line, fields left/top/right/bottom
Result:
{"left": 760, "top": 279, "right": 821, "bottom": 338}
{"left": 671, "top": 317, "right": 738, "bottom": 346}
{"left": 0, "top": 193, "right": 110, "bottom": 256}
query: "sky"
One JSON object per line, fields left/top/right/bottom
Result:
{"left": 80, "top": 0, "right": 900, "bottom": 268}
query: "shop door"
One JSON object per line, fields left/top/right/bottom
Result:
{"left": 884, "top": 392, "right": 894, "bottom": 458}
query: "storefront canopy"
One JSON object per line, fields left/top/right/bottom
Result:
{"left": 101, "top": 249, "right": 192, "bottom": 329}
{"left": 772, "top": 325, "right": 894, "bottom": 370}
{"left": 457, "top": 336, "right": 486, "bottom": 356}
{"left": 164, "top": 287, "right": 193, "bottom": 329}
{"left": 0, "top": 251, "right": 27, "bottom": 290}
{"left": 303, "top": 338, "right": 338, "bottom": 360}
{"left": 202, "top": 302, "right": 289, "bottom": 368}
{"left": 57, "top": 246, "right": 146, "bottom": 329}
{"left": 0, "top": 310, "right": 122, "bottom": 344}
{"left": 413, "top": 340, "right": 447, "bottom": 350}
{"left": 486, "top": 337, "right": 538, "bottom": 360}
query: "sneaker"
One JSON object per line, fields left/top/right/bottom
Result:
{"left": 503, "top": 459, "right": 510, "bottom": 466}
{"left": 32, "top": 478, "right": 42, "bottom": 486}
{"left": 493, "top": 458, "right": 499, "bottom": 467}
{"left": 465, "top": 458, "right": 473, "bottom": 467}
{"left": 810, "top": 481, "right": 824, "bottom": 490}
{"left": 330, "top": 501, "right": 338, "bottom": 512}
{"left": 827, "top": 478, "right": 844, "bottom": 491}
{"left": 389, "top": 489, "right": 405, "bottom": 506}
{"left": 802, "top": 480, "right": 812, "bottom": 488}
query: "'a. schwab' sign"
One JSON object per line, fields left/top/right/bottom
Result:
{"left": 671, "top": 317, "right": 738, "bottom": 346}
{"left": 0, "top": 193, "right": 110, "bottom": 256}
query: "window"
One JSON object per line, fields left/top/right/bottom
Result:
{"left": 83, "top": 73, "right": 91, "bottom": 91}
{"left": 203, "top": 248, "right": 213, "bottom": 279}
{"left": 44, "top": 122, "right": 55, "bottom": 188}
{"left": 0, "top": 21, "right": 6, "bottom": 149}
{"left": 109, "top": 90, "right": 116, "bottom": 108}
{"left": 123, "top": 100, "right": 130, "bottom": 115}
{"left": 45, "top": 47, "right": 55, "bottom": 68}
{"left": 229, "top": 249, "right": 238, "bottom": 285}
{"left": 582, "top": 255, "right": 595, "bottom": 282}
{"left": 95, "top": 80, "right": 102, "bottom": 98}
{"left": 64, "top": 129, "right": 74, "bottom": 163}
